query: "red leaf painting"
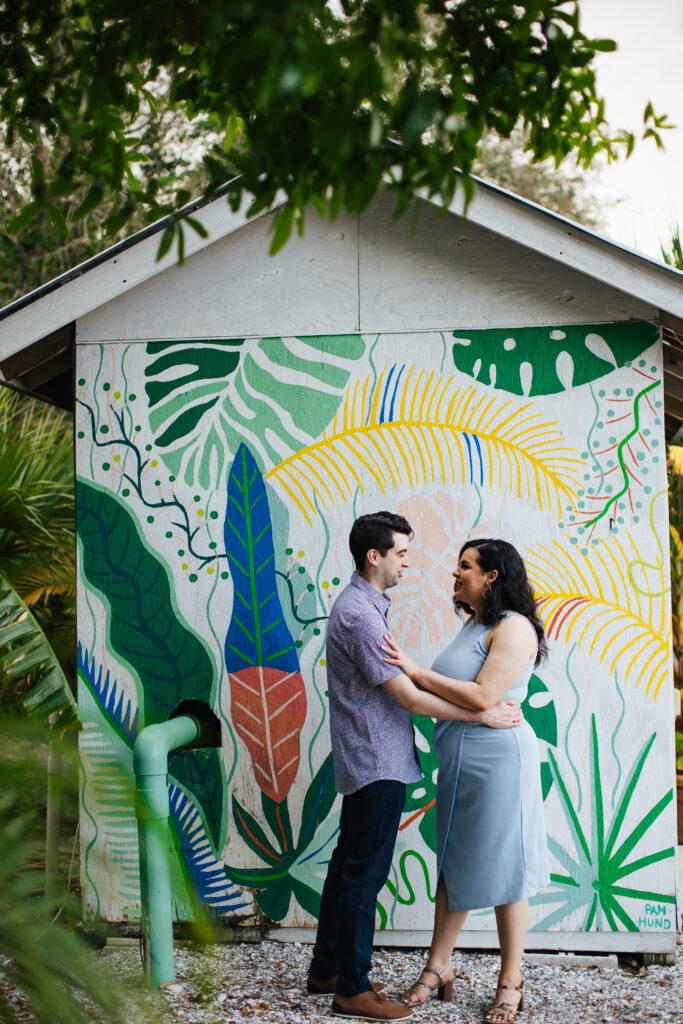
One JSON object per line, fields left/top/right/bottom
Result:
{"left": 228, "top": 666, "right": 307, "bottom": 803}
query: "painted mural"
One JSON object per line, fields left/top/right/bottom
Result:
{"left": 75, "top": 323, "right": 676, "bottom": 938}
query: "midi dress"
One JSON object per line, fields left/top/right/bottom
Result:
{"left": 432, "top": 612, "right": 549, "bottom": 911}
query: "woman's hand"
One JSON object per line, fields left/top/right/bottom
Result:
{"left": 380, "top": 633, "right": 421, "bottom": 682}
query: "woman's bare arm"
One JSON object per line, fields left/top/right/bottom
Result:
{"left": 381, "top": 617, "right": 536, "bottom": 711}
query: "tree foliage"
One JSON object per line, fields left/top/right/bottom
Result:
{"left": 661, "top": 226, "right": 683, "bottom": 271}
{"left": 474, "top": 125, "right": 601, "bottom": 227}
{"left": 0, "top": 0, "right": 669, "bottom": 257}
{"left": 0, "top": 391, "right": 77, "bottom": 726}
{"left": 0, "top": 77, "right": 216, "bottom": 306}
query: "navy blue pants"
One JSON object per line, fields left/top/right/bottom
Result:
{"left": 310, "top": 779, "right": 406, "bottom": 996}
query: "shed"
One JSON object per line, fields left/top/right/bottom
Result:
{"left": 1, "top": 180, "right": 681, "bottom": 954}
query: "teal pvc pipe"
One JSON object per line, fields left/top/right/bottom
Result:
{"left": 134, "top": 716, "right": 200, "bottom": 988}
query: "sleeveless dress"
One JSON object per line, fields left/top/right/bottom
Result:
{"left": 431, "top": 612, "right": 549, "bottom": 911}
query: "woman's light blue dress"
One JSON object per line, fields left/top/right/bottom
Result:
{"left": 432, "top": 612, "right": 549, "bottom": 911}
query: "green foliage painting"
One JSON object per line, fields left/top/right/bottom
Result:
{"left": 76, "top": 479, "right": 226, "bottom": 850}
{"left": 224, "top": 755, "right": 338, "bottom": 922}
{"left": 144, "top": 334, "right": 366, "bottom": 489}
{"left": 533, "top": 716, "right": 674, "bottom": 932}
{"left": 452, "top": 322, "right": 659, "bottom": 396}
{"left": 74, "top": 319, "right": 674, "bottom": 940}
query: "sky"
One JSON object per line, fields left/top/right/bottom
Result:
{"left": 580, "top": 0, "right": 683, "bottom": 261}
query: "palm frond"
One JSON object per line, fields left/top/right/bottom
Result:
{"left": 266, "top": 366, "right": 581, "bottom": 523}
{"left": 9, "top": 551, "right": 77, "bottom": 607}
{"left": 526, "top": 534, "right": 669, "bottom": 699}
{"left": 0, "top": 390, "right": 74, "bottom": 544}
{"left": 0, "top": 571, "right": 79, "bottom": 730}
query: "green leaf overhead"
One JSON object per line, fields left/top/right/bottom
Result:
{"left": 1, "top": 1, "right": 663, "bottom": 253}
{"left": 451, "top": 322, "right": 659, "bottom": 396}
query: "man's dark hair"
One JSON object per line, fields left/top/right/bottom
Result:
{"left": 348, "top": 511, "right": 414, "bottom": 571}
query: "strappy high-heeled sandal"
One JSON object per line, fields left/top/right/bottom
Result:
{"left": 483, "top": 977, "right": 525, "bottom": 1023}
{"left": 402, "top": 964, "right": 454, "bottom": 1006}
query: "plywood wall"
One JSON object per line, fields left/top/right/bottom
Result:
{"left": 75, "top": 207, "right": 675, "bottom": 950}
{"left": 73, "top": 201, "right": 671, "bottom": 950}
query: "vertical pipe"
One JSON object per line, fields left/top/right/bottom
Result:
{"left": 45, "top": 712, "right": 62, "bottom": 906}
{"left": 134, "top": 716, "right": 200, "bottom": 988}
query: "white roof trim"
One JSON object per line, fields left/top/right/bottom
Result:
{"left": 430, "top": 181, "right": 683, "bottom": 318}
{"left": 0, "top": 193, "right": 287, "bottom": 361}
{"left": 2, "top": 176, "right": 682, "bottom": 362}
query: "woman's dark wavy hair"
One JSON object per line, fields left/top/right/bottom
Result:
{"left": 454, "top": 538, "right": 547, "bottom": 665}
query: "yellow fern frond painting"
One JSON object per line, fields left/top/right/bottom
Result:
{"left": 526, "top": 534, "right": 670, "bottom": 700}
{"left": 266, "top": 366, "right": 581, "bottom": 523}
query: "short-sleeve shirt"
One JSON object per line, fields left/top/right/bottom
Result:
{"left": 325, "top": 573, "right": 422, "bottom": 795}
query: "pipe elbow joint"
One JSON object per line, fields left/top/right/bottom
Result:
{"left": 134, "top": 716, "right": 200, "bottom": 776}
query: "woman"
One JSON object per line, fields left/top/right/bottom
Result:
{"left": 381, "top": 538, "right": 549, "bottom": 1023}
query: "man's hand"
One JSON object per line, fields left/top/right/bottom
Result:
{"left": 480, "top": 700, "right": 523, "bottom": 729}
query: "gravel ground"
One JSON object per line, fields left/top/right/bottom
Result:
{"left": 98, "top": 936, "right": 683, "bottom": 1024}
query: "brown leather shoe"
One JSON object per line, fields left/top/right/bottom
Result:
{"left": 331, "top": 989, "right": 412, "bottom": 1020}
{"left": 307, "top": 974, "right": 386, "bottom": 995}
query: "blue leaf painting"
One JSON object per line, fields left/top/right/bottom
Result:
{"left": 223, "top": 443, "right": 307, "bottom": 802}
{"left": 224, "top": 443, "right": 299, "bottom": 674}
{"left": 169, "top": 783, "right": 248, "bottom": 919}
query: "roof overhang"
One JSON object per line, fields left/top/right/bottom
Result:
{"left": 1, "top": 175, "right": 683, "bottom": 434}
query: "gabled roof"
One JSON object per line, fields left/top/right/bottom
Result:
{"left": 1, "top": 176, "right": 683, "bottom": 434}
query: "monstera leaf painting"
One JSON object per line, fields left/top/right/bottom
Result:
{"left": 76, "top": 479, "right": 227, "bottom": 849}
{"left": 451, "top": 322, "right": 658, "bottom": 396}
{"left": 144, "top": 334, "right": 366, "bottom": 488}
{"left": 521, "top": 674, "right": 557, "bottom": 800}
{"left": 224, "top": 444, "right": 307, "bottom": 803}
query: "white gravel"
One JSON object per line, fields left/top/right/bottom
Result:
{"left": 100, "top": 936, "right": 683, "bottom": 1024}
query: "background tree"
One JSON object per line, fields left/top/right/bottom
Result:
{"left": 661, "top": 226, "right": 683, "bottom": 271}
{"left": 0, "top": 390, "right": 76, "bottom": 724}
{"left": 0, "top": 0, "right": 669, "bottom": 261}
{"left": 473, "top": 125, "right": 601, "bottom": 227}
{"left": 0, "top": 78, "right": 218, "bottom": 306}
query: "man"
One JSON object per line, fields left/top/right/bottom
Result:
{"left": 307, "top": 511, "right": 521, "bottom": 1021}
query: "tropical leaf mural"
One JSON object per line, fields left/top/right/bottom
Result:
{"left": 144, "top": 334, "right": 366, "bottom": 488}
{"left": 224, "top": 444, "right": 307, "bottom": 804}
{"left": 224, "top": 754, "right": 338, "bottom": 922}
{"left": 168, "top": 784, "right": 248, "bottom": 920}
{"left": 532, "top": 715, "right": 674, "bottom": 931}
{"left": 526, "top": 533, "right": 669, "bottom": 700}
{"left": 522, "top": 674, "right": 557, "bottom": 800}
{"left": 401, "top": 717, "right": 438, "bottom": 852}
{"left": 74, "top": 319, "right": 675, "bottom": 939}
{"left": 78, "top": 644, "right": 245, "bottom": 921}
{"left": 76, "top": 479, "right": 227, "bottom": 848}
{"left": 77, "top": 644, "right": 138, "bottom": 745}
{"left": 451, "top": 322, "right": 659, "bottom": 396}
{"left": 78, "top": 671, "right": 145, "bottom": 919}
{"left": 267, "top": 365, "right": 581, "bottom": 523}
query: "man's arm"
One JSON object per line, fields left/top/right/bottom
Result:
{"left": 383, "top": 674, "right": 521, "bottom": 729}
